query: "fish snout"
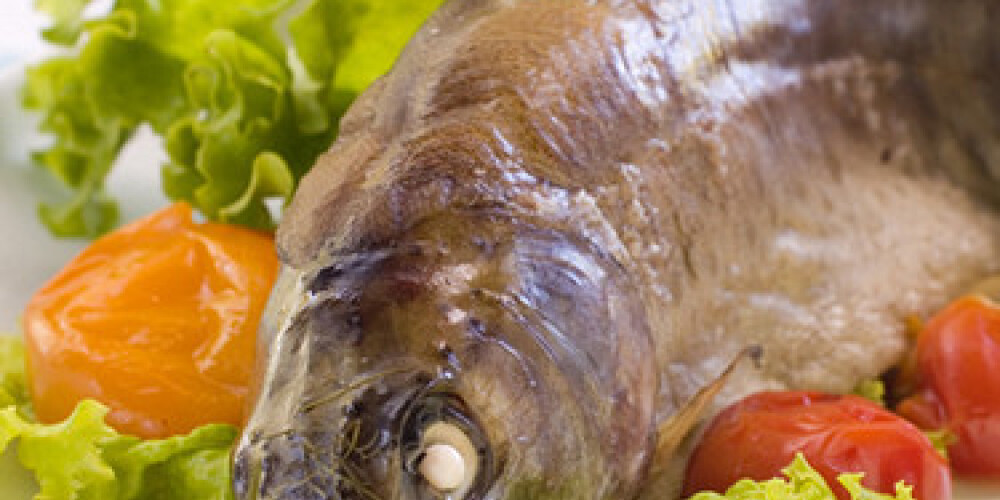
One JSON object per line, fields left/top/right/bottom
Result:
{"left": 233, "top": 373, "right": 494, "bottom": 500}
{"left": 233, "top": 430, "right": 340, "bottom": 500}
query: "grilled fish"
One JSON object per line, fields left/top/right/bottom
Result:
{"left": 234, "top": 0, "right": 1000, "bottom": 498}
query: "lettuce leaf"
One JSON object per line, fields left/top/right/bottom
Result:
{"left": 0, "top": 335, "right": 28, "bottom": 410}
{"left": 0, "top": 336, "right": 237, "bottom": 500}
{"left": 686, "top": 454, "right": 915, "bottom": 500}
{"left": 853, "top": 379, "right": 887, "bottom": 407}
{"left": 23, "top": 0, "right": 444, "bottom": 236}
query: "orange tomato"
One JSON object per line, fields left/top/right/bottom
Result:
{"left": 683, "top": 392, "right": 951, "bottom": 500}
{"left": 23, "top": 203, "right": 279, "bottom": 439}
{"left": 898, "top": 295, "right": 1000, "bottom": 477}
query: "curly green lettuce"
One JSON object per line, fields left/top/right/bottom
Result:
{"left": 685, "top": 454, "right": 915, "bottom": 500}
{"left": 0, "top": 336, "right": 236, "bottom": 500}
{"left": 853, "top": 379, "right": 887, "bottom": 407}
{"left": 23, "top": 0, "right": 444, "bottom": 236}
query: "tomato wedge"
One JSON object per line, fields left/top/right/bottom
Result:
{"left": 898, "top": 294, "right": 1000, "bottom": 477}
{"left": 23, "top": 203, "right": 279, "bottom": 439}
{"left": 683, "top": 391, "right": 951, "bottom": 500}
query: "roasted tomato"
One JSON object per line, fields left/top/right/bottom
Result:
{"left": 897, "top": 294, "right": 1000, "bottom": 477}
{"left": 23, "top": 203, "right": 279, "bottom": 439}
{"left": 682, "top": 391, "right": 951, "bottom": 500}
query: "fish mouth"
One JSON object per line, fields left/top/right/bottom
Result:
{"left": 233, "top": 370, "right": 494, "bottom": 500}
{"left": 232, "top": 427, "right": 337, "bottom": 500}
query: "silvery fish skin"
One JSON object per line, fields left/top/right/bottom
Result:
{"left": 234, "top": 0, "right": 1000, "bottom": 499}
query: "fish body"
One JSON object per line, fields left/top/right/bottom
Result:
{"left": 235, "top": 1, "right": 1000, "bottom": 499}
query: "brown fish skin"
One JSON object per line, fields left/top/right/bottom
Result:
{"left": 235, "top": 1, "right": 1000, "bottom": 499}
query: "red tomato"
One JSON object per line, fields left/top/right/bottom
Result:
{"left": 898, "top": 295, "right": 1000, "bottom": 477}
{"left": 682, "top": 391, "right": 951, "bottom": 500}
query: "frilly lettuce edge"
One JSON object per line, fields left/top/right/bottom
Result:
{"left": 0, "top": 336, "right": 237, "bottom": 500}
{"left": 686, "top": 453, "right": 915, "bottom": 500}
{"left": 23, "top": 0, "right": 443, "bottom": 237}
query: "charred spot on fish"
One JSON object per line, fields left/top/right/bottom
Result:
{"left": 746, "top": 344, "right": 765, "bottom": 368}
{"left": 470, "top": 235, "right": 496, "bottom": 255}
{"left": 348, "top": 312, "right": 363, "bottom": 328}
{"left": 308, "top": 265, "right": 345, "bottom": 294}
{"left": 466, "top": 317, "right": 487, "bottom": 337}
{"left": 881, "top": 147, "right": 894, "bottom": 164}
{"left": 307, "top": 252, "right": 388, "bottom": 295}
{"left": 306, "top": 300, "right": 363, "bottom": 346}
{"left": 436, "top": 342, "right": 462, "bottom": 371}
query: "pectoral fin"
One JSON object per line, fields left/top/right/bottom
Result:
{"left": 643, "top": 345, "right": 763, "bottom": 497}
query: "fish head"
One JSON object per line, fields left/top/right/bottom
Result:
{"left": 233, "top": 213, "right": 659, "bottom": 500}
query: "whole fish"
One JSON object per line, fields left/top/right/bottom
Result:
{"left": 234, "top": 0, "right": 1000, "bottom": 499}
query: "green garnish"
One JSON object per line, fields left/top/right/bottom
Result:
{"left": 23, "top": 0, "right": 444, "bottom": 236}
{"left": 686, "top": 454, "right": 915, "bottom": 500}
{"left": 0, "top": 336, "right": 28, "bottom": 411}
{"left": 853, "top": 379, "right": 887, "bottom": 407}
{"left": 0, "top": 336, "right": 236, "bottom": 500}
{"left": 924, "top": 429, "right": 957, "bottom": 461}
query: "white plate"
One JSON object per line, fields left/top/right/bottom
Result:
{"left": 1, "top": 62, "right": 999, "bottom": 500}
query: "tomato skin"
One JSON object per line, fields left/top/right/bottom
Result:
{"left": 682, "top": 392, "right": 951, "bottom": 500}
{"left": 23, "top": 203, "right": 279, "bottom": 439}
{"left": 898, "top": 295, "right": 1000, "bottom": 477}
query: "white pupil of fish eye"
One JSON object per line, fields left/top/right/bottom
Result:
{"left": 417, "top": 422, "right": 478, "bottom": 498}
{"left": 419, "top": 443, "right": 465, "bottom": 491}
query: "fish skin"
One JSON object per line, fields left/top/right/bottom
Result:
{"left": 236, "top": 0, "right": 1000, "bottom": 499}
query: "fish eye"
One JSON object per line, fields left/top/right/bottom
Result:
{"left": 401, "top": 394, "right": 491, "bottom": 499}
{"left": 417, "top": 422, "right": 477, "bottom": 495}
